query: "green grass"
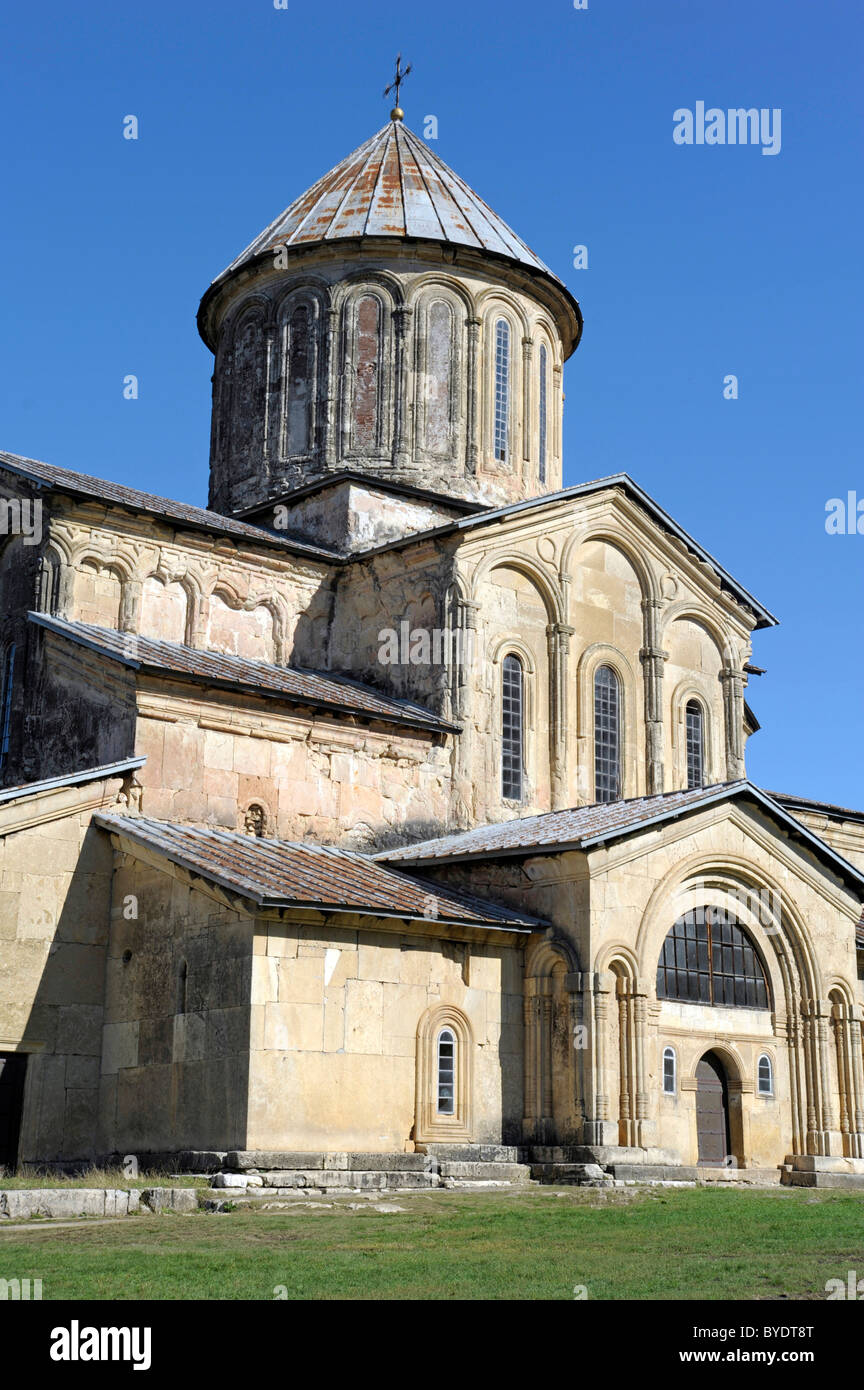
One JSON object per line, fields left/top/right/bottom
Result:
{"left": 0, "top": 1168, "right": 208, "bottom": 1190}
{"left": 1, "top": 1186, "right": 863, "bottom": 1300}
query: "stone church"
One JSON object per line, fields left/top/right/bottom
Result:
{"left": 1, "top": 112, "right": 863, "bottom": 1188}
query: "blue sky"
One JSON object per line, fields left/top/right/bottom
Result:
{"left": 1, "top": 0, "right": 861, "bottom": 804}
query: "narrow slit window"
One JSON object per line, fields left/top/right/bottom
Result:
{"left": 662, "top": 1047, "right": 677, "bottom": 1095}
{"left": 538, "top": 344, "right": 548, "bottom": 484}
{"left": 501, "top": 653, "right": 524, "bottom": 801}
{"left": 437, "top": 1029, "right": 455, "bottom": 1114}
{"left": 594, "top": 665, "right": 620, "bottom": 802}
{"left": 686, "top": 699, "right": 704, "bottom": 789}
{"left": 493, "top": 319, "right": 510, "bottom": 462}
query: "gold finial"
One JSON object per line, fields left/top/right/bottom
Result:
{"left": 384, "top": 53, "right": 412, "bottom": 122}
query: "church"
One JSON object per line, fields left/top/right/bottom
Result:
{"left": 1, "top": 103, "right": 863, "bottom": 1189}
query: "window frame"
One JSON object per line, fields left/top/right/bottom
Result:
{"left": 757, "top": 1053, "right": 774, "bottom": 1096}
{"left": 656, "top": 907, "right": 770, "bottom": 1011}
{"left": 662, "top": 1046, "right": 677, "bottom": 1095}
{"left": 685, "top": 698, "right": 705, "bottom": 790}
{"left": 493, "top": 317, "right": 511, "bottom": 463}
{"left": 593, "top": 664, "right": 621, "bottom": 803}
{"left": 436, "top": 1028, "right": 456, "bottom": 1115}
{"left": 501, "top": 651, "right": 525, "bottom": 802}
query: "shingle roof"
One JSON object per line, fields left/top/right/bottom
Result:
{"left": 29, "top": 613, "right": 455, "bottom": 734}
{"left": 217, "top": 121, "right": 558, "bottom": 283}
{"left": 94, "top": 814, "right": 541, "bottom": 930}
{"left": 375, "top": 782, "right": 864, "bottom": 895}
{"left": 0, "top": 451, "right": 339, "bottom": 561}
{"left": 767, "top": 790, "right": 864, "bottom": 825}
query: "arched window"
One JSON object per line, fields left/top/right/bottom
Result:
{"left": 244, "top": 804, "right": 266, "bottom": 838}
{"left": 538, "top": 343, "right": 548, "bottom": 484}
{"left": 501, "top": 653, "right": 524, "bottom": 801}
{"left": 0, "top": 643, "right": 15, "bottom": 769}
{"left": 757, "top": 1053, "right": 774, "bottom": 1095}
{"left": 662, "top": 1046, "right": 677, "bottom": 1095}
{"left": 686, "top": 699, "right": 704, "bottom": 789}
{"left": 437, "top": 1029, "right": 456, "bottom": 1115}
{"left": 594, "top": 665, "right": 621, "bottom": 802}
{"left": 493, "top": 319, "right": 510, "bottom": 462}
{"left": 656, "top": 907, "right": 769, "bottom": 1009}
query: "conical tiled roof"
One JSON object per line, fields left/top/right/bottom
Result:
{"left": 216, "top": 121, "right": 559, "bottom": 283}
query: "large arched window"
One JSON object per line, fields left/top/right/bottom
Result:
{"left": 594, "top": 665, "right": 621, "bottom": 802}
{"left": 501, "top": 653, "right": 524, "bottom": 801}
{"left": 493, "top": 318, "right": 510, "bottom": 462}
{"left": 0, "top": 643, "right": 16, "bottom": 770}
{"left": 656, "top": 907, "right": 769, "bottom": 1009}
{"left": 415, "top": 1006, "right": 473, "bottom": 1142}
{"left": 686, "top": 699, "right": 705, "bottom": 789}
{"left": 538, "top": 343, "right": 548, "bottom": 484}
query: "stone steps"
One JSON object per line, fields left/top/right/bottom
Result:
{"left": 438, "top": 1161, "right": 533, "bottom": 1185}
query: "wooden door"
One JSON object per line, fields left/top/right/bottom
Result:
{"left": 695, "top": 1052, "right": 730, "bottom": 1166}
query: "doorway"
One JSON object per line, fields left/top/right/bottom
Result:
{"left": 695, "top": 1051, "right": 731, "bottom": 1166}
{"left": 0, "top": 1053, "right": 26, "bottom": 1170}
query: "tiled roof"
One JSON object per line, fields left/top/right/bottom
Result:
{"left": 94, "top": 814, "right": 541, "bottom": 930}
{"left": 0, "top": 757, "right": 145, "bottom": 804}
{"left": 29, "top": 613, "right": 455, "bottom": 734}
{"left": 377, "top": 784, "right": 746, "bottom": 862}
{"left": 767, "top": 790, "right": 864, "bottom": 825}
{"left": 376, "top": 782, "right": 864, "bottom": 895}
{"left": 217, "top": 121, "right": 559, "bottom": 283}
{"left": 0, "top": 451, "right": 339, "bottom": 561}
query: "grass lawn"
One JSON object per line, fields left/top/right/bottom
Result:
{"left": 0, "top": 1185, "right": 862, "bottom": 1300}
{"left": 0, "top": 1170, "right": 208, "bottom": 1189}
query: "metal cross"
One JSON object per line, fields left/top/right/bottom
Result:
{"left": 384, "top": 53, "right": 412, "bottom": 109}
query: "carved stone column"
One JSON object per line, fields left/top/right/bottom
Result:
{"left": 521, "top": 336, "right": 533, "bottom": 469}
{"left": 640, "top": 596, "right": 668, "bottom": 795}
{"left": 393, "top": 305, "right": 414, "bottom": 468}
{"left": 119, "top": 578, "right": 141, "bottom": 635}
{"left": 465, "top": 317, "right": 481, "bottom": 474}
{"left": 323, "top": 306, "right": 341, "bottom": 466}
{"left": 720, "top": 665, "right": 747, "bottom": 780}
{"left": 546, "top": 621, "right": 574, "bottom": 809}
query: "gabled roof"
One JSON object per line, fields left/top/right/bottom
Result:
{"left": 0, "top": 757, "right": 145, "bottom": 805}
{"left": 375, "top": 782, "right": 864, "bottom": 897}
{"left": 94, "top": 814, "right": 541, "bottom": 931}
{"left": 767, "top": 790, "right": 864, "bottom": 826}
{"left": 0, "top": 451, "right": 339, "bottom": 562}
{"left": 216, "top": 121, "right": 559, "bottom": 283}
{"left": 350, "top": 472, "right": 779, "bottom": 629}
{"left": 29, "top": 613, "right": 456, "bottom": 735}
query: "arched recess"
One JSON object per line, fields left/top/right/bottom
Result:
{"left": 206, "top": 589, "right": 276, "bottom": 663}
{"left": 271, "top": 283, "right": 327, "bottom": 462}
{"left": 139, "top": 575, "right": 189, "bottom": 644}
{"left": 523, "top": 937, "right": 581, "bottom": 1144}
{"left": 669, "top": 680, "right": 720, "bottom": 789}
{"left": 828, "top": 983, "right": 864, "bottom": 1158}
{"left": 415, "top": 1005, "right": 474, "bottom": 1143}
{"left": 477, "top": 293, "right": 529, "bottom": 473}
{"left": 227, "top": 299, "right": 271, "bottom": 470}
{"left": 336, "top": 278, "right": 399, "bottom": 461}
{"left": 637, "top": 852, "right": 822, "bottom": 1160}
{"left": 684, "top": 1043, "right": 748, "bottom": 1167}
{"left": 72, "top": 558, "right": 125, "bottom": 628}
{"left": 663, "top": 613, "right": 728, "bottom": 782}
